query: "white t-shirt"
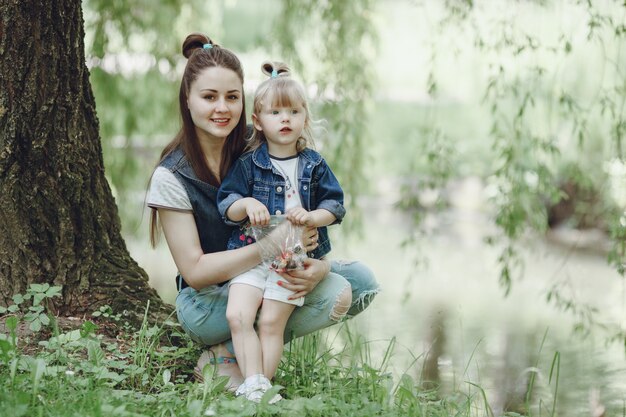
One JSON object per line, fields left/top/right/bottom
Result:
{"left": 146, "top": 166, "right": 192, "bottom": 211}
{"left": 270, "top": 156, "right": 302, "bottom": 212}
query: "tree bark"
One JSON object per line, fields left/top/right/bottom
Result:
{"left": 0, "top": 0, "right": 170, "bottom": 322}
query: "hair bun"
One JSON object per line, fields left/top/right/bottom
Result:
{"left": 261, "top": 61, "right": 290, "bottom": 78}
{"left": 182, "top": 32, "right": 218, "bottom": 59}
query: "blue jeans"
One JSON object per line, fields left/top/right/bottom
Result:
{"left": 175, "top": 260, "right": 379, "bottom": 353}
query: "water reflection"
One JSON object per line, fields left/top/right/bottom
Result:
{"left": 335, "top": 178, "right": 623, "bottom": 415}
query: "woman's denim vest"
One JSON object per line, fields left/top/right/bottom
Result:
{"left": 159, "top": 148, "right": 235, "bottom": 289}
{"left": 217, "top": 143, "right": 345, "bottom": 259}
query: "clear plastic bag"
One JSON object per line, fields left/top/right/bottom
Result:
{"left": 245, "top": 215, "right": 307, "bottom": 272}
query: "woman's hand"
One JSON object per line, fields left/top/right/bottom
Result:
{"left": 301, "top": 226, "right": 319, "bottom": 252}
{"left": 277, "top": 258, "right": 330, "bottom": 300}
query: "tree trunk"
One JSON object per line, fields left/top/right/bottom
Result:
{"left": 0, "top": 0, "right": 170, "bottom": 322}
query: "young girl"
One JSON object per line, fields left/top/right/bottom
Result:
{"left": 217, "top": 61, "right": 350, "bottom": 402}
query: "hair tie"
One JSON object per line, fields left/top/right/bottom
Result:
{"left": 203, "top": 43, "right": 213, "bottom": 49}
{"left": 271, "top": 69, "right": 278, "bottom": 78}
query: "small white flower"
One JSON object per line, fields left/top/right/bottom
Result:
{"left": 65, "top": 370, "right": 75, "bottom": 376}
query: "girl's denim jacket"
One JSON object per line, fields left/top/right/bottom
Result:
{"left": 217, "top": 142, "right": 345, "bottom": 259}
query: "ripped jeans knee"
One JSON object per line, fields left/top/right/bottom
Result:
{"left": 329, "top": 283, "right": 352, "bottom": 322}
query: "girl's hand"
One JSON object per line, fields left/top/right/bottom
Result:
{"left": 277, "top": 258, "right": 330, "bottom": 299}
{"left": 244, "top": 198, "right": 270, "bottom": 226}
{"left": 287, "top": 207, "right": 313, "bottom": 226}
{"left": 301, "top": 226, "right": 319, "bottom": 252}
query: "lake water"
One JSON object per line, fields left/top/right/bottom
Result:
{"left": 128, "top": 176, "right": 626, "bottom": 416}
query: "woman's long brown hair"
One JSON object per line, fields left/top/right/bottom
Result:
{"left": 149, "top": 33, "right": 247, "bottom": 246}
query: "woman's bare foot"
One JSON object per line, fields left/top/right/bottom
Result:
{"left": 194, "top": 343, "right": 243, "bottom": 392}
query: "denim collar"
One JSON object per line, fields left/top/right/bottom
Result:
{"left": 163, "top": 148, "right": 193, "bottom": 176}
{"left": 251, "top": 142, "right": 322, "bottom": 169}
{"left": 162, "top": 147, "right": 220, "bottom": 190}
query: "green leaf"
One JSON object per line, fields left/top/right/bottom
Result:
{"left": 29, "top": 319, "right": 42, "bottom": 332}
{"left": 8, "top": 305, "right": 19, "bottom": 313}
{"left": 33, "top": 293, "right": 45, "bottom": 306}
{"left": 187, "top": 400, "right": 203, "bottom": 416}
{"left": 45, "top": 286, "right": 62, "bottom": 298}
{"left": 39, "top": 314, "right": 50, "bottom": 326}
{"left": 29, "top": 283, "right": 45, "bottom": 293}
{"left": 96, "top": 368, "right": 125, "bottom": 383}
{"left": 48, "top": 329, "right": 82, "bottom": 345}
{"left": 162, "top": 369, "right": 171, "bottom": 385}
{"left": 5, "top": 316, "right": 18, "bottom": 331}
{"left": 0, "top": 306, "right": 7, "bottom": 314}
{"left": 0, "top": 339, "right": 15, "bottom": 357}
{"left": 80, "top": 320, "right": 99, "bottom": 338}
{"left": 31, "top": 358, "right": 46, "bottom": 386}
{"left": 12, "top": 294, "right": 24, "bottom": 305}
{"left": 87, "top": 340, "right": 105, "bottom": 366}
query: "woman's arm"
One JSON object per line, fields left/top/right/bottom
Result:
{"left": 158, "top": 208, "right": 262, "bottom": 290}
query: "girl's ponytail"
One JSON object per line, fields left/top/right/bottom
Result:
{"left": 261, "top": 61, "right": 290, "bottom": 78}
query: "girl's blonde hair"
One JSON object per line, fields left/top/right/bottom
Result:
{"left": 248, "top": 61, "right": 316, "bottom": 152}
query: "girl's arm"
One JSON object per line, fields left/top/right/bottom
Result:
{"left": 159, "top": 208, "right": 262, "bottom": 289}
{"left": 309, "top": 159, "right": 345, "bottom": 225}
{"left": 226, "top": 197, "right": 270, "bottom": 226}
{"left": 287, "top": 158, "right": 344, "bottom": 227}
{"left": 287, "top": 207, "right": 336, "bottom": 227}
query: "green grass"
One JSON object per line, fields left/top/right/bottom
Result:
{"left": 0, "top": 302, "right": 475, "bottom": 417}
{"left": 2, "top": 295, "right": 619, "bottom": 417}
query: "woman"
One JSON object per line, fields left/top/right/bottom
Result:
{"left": 147, "top": 33, "right": 379, "bottom": 390}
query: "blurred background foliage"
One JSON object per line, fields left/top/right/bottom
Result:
{"left": 84, "top": 0, "right": 625, "bottom": 334}
{"left": 84, "top": 0, "right": 376, "bottom": 232}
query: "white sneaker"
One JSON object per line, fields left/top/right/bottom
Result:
{"left": 245, "top": 388, "right": 265, "bottom": 403}
{"left": 235, "top": 374, "right": 263, "bottom": 399}
{"left": 236, "top": 374, "right": 282, "bottom": 404}
{"left": 234, "top": 381, "right": 249, "bottom": 397}
{"left": 254, "top": 375, "right": 282, "bottom": 404}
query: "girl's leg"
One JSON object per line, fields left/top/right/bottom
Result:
{"left": 226, "top": 284, "right": 264, "bottom": 378}
{"left": 257, "top": 300, "right": 296, "bottom": 379}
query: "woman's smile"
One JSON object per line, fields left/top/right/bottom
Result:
{"left": 211, "top": 117, "right": 231, "bottom": 126}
